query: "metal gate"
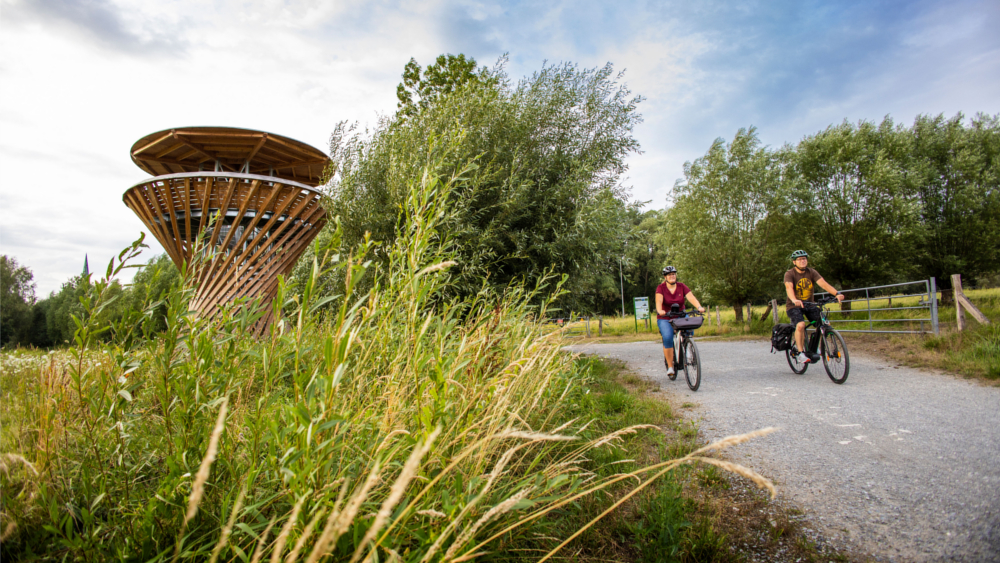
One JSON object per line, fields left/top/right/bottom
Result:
{"left": 818, "top": 278, "right": 939, "bottom": 335}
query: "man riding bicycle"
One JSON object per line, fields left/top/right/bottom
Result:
{"left": 784, "top": 250, "right": 844, "bottom": 364}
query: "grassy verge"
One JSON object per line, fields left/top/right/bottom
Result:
{"left": 0, "top": 162, "right": 783, "bottom": 563}
{"left": 845, "top": 323, "right": 1000, "bottom": 382}
{"left": 563, "top": 356, "right": 865, "bottom": 563}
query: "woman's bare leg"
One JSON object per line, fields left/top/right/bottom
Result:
{"left": 663, "top": 347, "right": 674, "bottom": 367}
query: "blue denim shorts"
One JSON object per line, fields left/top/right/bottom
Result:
{"left": 657, "top": 318, "right": 676, "bottom": 349}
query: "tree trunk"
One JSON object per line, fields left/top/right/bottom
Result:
{"left": 840, "top": 299, "right": 853, "bottom": 317}
{"left": 939, "top": 282, "right": 954, "bottom": 306}
{"left": 733, "top": 300, "right": 744, "bottom": 322}
{"left": 839, "top": 284, "right": 853, "bottom": 316}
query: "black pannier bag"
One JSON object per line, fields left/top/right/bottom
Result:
{"left": 670, "top": 316, "right": 704, "bottom": 330}
{"left": 770, "top": 323, "right": 795, "bottom": 353}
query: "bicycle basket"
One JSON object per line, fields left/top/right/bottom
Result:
{"left": 670, "top": 316, "right": 703, "bottom": 330}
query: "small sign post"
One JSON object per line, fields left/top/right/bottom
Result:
{"left": 634, "top": 297, "right": 649, "bottom": 334}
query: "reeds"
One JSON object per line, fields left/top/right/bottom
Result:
{"left": 0, "top": 152, "right": 776, "bottom": 562}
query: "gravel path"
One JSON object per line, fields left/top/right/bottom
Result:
{"left": 566, "top": 338, "right": 1000, "bottom": 562}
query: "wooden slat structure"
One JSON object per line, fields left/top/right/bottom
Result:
{"left": 130, "top": 126, "right": 328, "bottom": 186}
{"left": 123, "top": 127, "right": 329, "bottom": 329}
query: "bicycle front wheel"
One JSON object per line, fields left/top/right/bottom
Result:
{"left": 683, "top": 338, "right": 701, "bottom": 391}
{"left": 821, "top": 329, "right": 850, "bottom": 384}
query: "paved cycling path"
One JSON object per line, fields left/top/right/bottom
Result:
{"left": 565, "top": 339, "right": 1000, "bottom": 562}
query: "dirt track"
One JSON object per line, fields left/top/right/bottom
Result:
{"left": 566, "top": 338, "right": 1000, "bottom": 562}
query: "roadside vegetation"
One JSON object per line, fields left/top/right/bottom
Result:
{"left": 1, "top": 162, "right": 784, "bottom": 562}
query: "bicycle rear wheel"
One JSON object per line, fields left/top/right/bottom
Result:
{"left": 821, "top": 329, "right": 850, "bottom": 384}
{"left": 683, "top": 338, "right": 701, "bottom": 391}
{"left": 786, "top": 338, "right": 808, "bottom": 374}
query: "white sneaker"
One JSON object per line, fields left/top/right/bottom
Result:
{"left": 797, "top": 352, "right": 810, "bottom": 364}
{"left": 666, "top": 367, "right": 675, "bottom": 376}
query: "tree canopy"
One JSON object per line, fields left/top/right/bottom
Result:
{"left": 1, "top": 255, "right": 36, "bottom": 346}
{"left": 321, "top": 55, "right": 644, "bottom": 312}
{"left": 396, "top": 54, "right": 494, "bottom": 117}
{"left": 666, "top": 127, "right": 794, "bottom": 319}
{"left": 793, "top": 117, "right": 917, "bottom": 290}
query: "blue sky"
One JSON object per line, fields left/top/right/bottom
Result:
{"left": 2, "top": 0, "right": 998, "bottom": 294}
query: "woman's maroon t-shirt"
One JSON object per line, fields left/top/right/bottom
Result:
{"left": 656, "top": 282, "right": 690, "bottom": 319}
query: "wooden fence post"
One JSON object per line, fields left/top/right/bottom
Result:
{"left": 952, "top": 274, "right": 992, "bottom": 330}
{"left": 598, "top": 316, "right": 603, "bottom": 336}
{"left": 585, "top": 316, "right": 591, "bottom": 338}
{"left": 771, "top": 299, "right": 779, "bottom": 325}
{"left": 953, "top": 274, "right": 966, "bottom": 331}
{"left": 716, "top": 306, "right": 721, "bottom": 327}
{"left": 746, "top": 303, "right": 752, "bottom": 328}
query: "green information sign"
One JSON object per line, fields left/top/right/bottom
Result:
{"left": 634, "top": 296, "right": 650, "bottom": 333}
{"left": 634, "top": 297, "right": 650, "bottom": 319}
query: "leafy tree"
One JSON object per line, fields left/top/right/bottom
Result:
{"left": 45, "top": 274, "right": 130, "bottom": 346}
{"left": 622, "top": 209, "right": 671, "bottom": 310}
{"left": 1, "top": 255, "right": 36, "bottom": 346}
{"left": 793, "top": 117, "right": 917, "bottom": 290}
{"left": 323, "top": 56, "right": 644, "bottom": 312}
{"left": 909, "top": 112, "right": 1000, "bottom": 291}
{"left": 666, "top": 127, "right": 794, "bottom": 320}
{"left": 45, "top": 275, "right": 89, "bottom": 345}
{"left": 27, "top": 299, "right": 53, "bottom": 347}
{"left": 396, "top": 54, "right": 493, "bottom": 117}
{"left": 118, "top": 253, "right": 181, "bottom": 335}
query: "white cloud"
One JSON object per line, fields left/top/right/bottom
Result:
{"left": 1, "top": 0, "right": 998, "bottom": 294}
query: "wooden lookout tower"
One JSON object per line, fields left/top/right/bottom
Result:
{"left": 123, "top": 126, "right": 329, "bottom": 325}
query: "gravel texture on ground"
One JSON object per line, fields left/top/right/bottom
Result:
{"left": 565, "top": 338, "right": 1000, "bottom": 562}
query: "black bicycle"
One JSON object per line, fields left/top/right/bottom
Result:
{"left": 786, "top": 295, "right": 850, "bottom": 384}
{"left": 666, "top": 310, "right": 704, "bottom": 391}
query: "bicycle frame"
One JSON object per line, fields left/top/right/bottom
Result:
{"left": 672, "top": 330, "right": 694, "bottom": 368}
{"left": 797, "top": 301, "right": 835, "bottom": 354}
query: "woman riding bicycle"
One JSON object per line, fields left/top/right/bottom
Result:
{"left": 656, "top": 266, "right": 706, "bottom": 376}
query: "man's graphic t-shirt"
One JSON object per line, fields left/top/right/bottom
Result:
{"left": 784, "top": 267, "right": 822, "bottom": 311}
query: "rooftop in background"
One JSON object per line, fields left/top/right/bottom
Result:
{"left": 130, "top": 126, "right": 330, "bottom": 187}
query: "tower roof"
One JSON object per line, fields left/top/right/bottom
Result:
{"left": 130, "top": 126, "right": 330, "bottom": 187}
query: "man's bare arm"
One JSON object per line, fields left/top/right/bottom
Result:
{"left": 785, "top": 281, "right": 803, "bottom": 308}
{"left": 816, "top": 278, "right": 846, "bottom": 302}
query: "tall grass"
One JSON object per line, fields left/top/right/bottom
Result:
{"left": 1, "top": 155, "right": 773, "bottom": 561}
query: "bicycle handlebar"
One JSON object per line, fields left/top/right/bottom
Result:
{"left": 664, "top": 310, "right": 705, "bottom": 318}
{"left": 801, "top": 295, "right": 838, "bottom": 310}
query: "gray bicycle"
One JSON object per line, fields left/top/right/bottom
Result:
{"left": 667, "top": 310, "right": 704, "bottom": 391}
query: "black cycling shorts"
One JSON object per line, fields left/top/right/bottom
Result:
{"left": 787, "top": 306, "right": 822, "bottom": 326}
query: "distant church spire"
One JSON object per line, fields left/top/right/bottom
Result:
{"left": 83, "top": 254, "right": 89, "bottom": 277}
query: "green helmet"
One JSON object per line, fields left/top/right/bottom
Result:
{"left": 789, "top": 250, "right": 809, "bottom": 261}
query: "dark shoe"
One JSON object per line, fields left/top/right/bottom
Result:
{"left": 808, "top": 352, "right": 822, "bottom": 363}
